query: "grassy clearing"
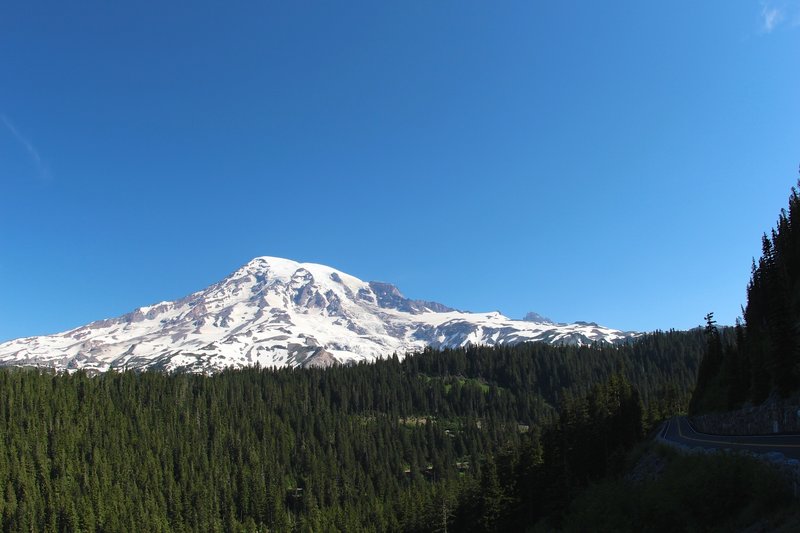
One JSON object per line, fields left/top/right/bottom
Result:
{"left": 419, "top": 373, "right": 494, "bottom": 394}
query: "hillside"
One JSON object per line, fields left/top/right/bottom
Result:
{"left": 0, "top": 331, "right": 704, "bottom": 532}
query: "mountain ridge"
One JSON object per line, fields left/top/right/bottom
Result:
{"left": 0, "top": 256, "right": 638, "bottom": 373}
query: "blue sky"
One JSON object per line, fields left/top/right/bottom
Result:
{"left": 1, "top": 1, "right": 799, "bottom": 340}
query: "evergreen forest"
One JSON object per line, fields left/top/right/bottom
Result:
{"left": 0, "top": 330, "right": 707, "bottom": 532}
{"left": 692, "top": 180, "right": 800, "bottom": 413}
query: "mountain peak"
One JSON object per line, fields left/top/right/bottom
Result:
{"left": 0, "top": 257, "right": 638, "bottom": 374}
{"left": 523, "top": 311, "right": 555, "bottom": 324}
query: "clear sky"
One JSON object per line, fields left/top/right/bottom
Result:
{"left": 1, "top": 1, "right": 799, "bottom": 341}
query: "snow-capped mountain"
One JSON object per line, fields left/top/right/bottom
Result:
{"left": 0, "top": 257, "right": 638, "bottom": 373}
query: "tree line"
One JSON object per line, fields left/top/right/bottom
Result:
{"left": 692, "top": 179, "right": 800, "bottom": 413}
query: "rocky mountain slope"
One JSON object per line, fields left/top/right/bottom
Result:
{"left": 0, "top": 257, "right": 637, "bottom": 373}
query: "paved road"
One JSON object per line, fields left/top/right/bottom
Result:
{"left": 661, "top": 416, "right": 800, "bottom": 461}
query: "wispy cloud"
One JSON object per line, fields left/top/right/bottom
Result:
{"left": 759, "top": 0, "right": 800, "bottom": 33}
{"left": 1, "top": 114, "right": 51, "bottom": 183}
{"left": 761, "top": 3, "right": 784, "bottom": 32}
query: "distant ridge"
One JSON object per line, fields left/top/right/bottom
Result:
{"left": 523, "top": 311, "right": 555, "bottom": 324}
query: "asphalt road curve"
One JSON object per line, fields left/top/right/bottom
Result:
{"left": 661, "top": 416, "right": 800, "bottom": 461}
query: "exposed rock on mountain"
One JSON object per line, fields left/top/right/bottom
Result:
{"left": 0, "top": 257, "right": 638, "bottom": 373}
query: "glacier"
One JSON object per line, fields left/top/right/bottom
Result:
{"left": 0, "top": 256, "right": 638, "bottom": 373}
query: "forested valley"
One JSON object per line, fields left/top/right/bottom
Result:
{"left": 0, "top": 330, "right": 707, "bottom": 532}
